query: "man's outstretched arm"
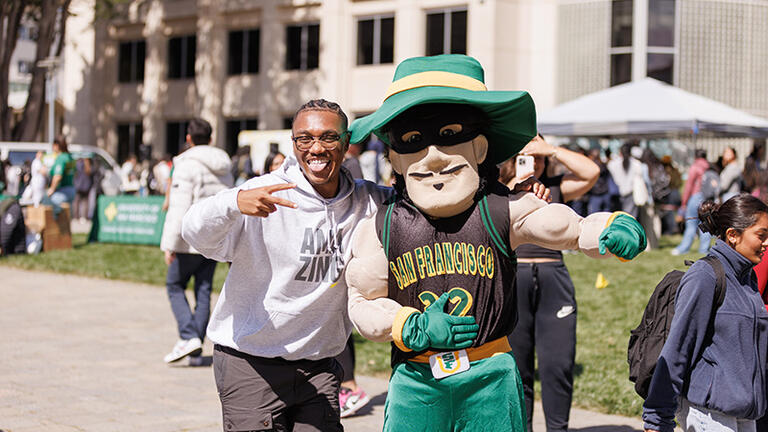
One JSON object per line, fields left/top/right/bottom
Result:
{"left": 182, "top": 183, "right": 297, "bottom": 262}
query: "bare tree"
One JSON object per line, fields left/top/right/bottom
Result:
{"left": 0, "top": 0, "right": 26, "bottom": 140}
{"left": 0, "top": 0, "right": 71, "bottom": 142}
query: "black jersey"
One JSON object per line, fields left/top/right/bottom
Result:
{"left": 376, "top": 190, "right": 518, "bottom": 366}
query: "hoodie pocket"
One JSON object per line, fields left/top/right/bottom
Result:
{"left": 687, "top": 356, "right": 715, "bottom": 407}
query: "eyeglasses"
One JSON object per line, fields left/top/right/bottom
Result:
{"left": 291, "top": 131, "right": 349, "bottom": 151}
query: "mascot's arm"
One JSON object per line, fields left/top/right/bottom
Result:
{"left": 508, "top": 192, "right": 646, "bottom": 260}
{"left": 345, "top": 216, "right": 402, "bottom": 342}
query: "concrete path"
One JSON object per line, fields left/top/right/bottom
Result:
{"left": 0, "top": 266, "right": 646, "bottom": 432}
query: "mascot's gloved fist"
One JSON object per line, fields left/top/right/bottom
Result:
{"left": 598, "top": 213, "right": 647, "bottom": 260}
{"left": 400, "top": 293, "right": 479, "bottom": 352}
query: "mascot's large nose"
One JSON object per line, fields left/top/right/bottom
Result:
{"left": 423, "top": 146, "right": 450, "bottom": 173}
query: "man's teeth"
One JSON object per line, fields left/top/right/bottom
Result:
{"left": 309, "top": 159, "right": 329, "bottom": 170}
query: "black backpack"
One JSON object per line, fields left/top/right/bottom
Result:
{"left": 627, "top": 256, "right": 726, "bottom": 399}
{"left": 0, "top": 198, "right": 26, "bottom": 255}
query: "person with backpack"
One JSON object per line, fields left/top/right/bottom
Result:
{"left": 671, "top": 149, "right": 714, "bottom": 255}
{"left": 642, "top": 194, "right": 768, "bottom": 432}
{"left": 0, "top": 197, "right": 26, "bottom": 255}
{"left": 73, "top": 155, "right": 94, "bottom": 222}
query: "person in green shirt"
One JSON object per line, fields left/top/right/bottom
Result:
{"left": 45, "top": 135, "right": 76, "bottom": 215}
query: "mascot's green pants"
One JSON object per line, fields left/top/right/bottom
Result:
{"left": 384, "top": 351, "right": 526, "bottom": 432}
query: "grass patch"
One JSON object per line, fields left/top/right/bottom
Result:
{"left": 0, "top": 232, "right": 709, "bottom": 415}
{"left": 563, "top": 234, "right": 704, "bottom": 416}
{"left": 2, "top": 234, "right": 230, "bottom": 290}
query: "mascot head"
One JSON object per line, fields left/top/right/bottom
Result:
{"left": 350, "top": 55, "right": 537, "bottom": 218}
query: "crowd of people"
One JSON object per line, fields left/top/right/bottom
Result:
{"left": 3, "top": 55, "right": 768, "bottom": 432}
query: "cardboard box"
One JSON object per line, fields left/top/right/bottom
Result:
{"left": 25, "top": 205, "right": 71, "bottom": 235}
{"left": 24, "top": 204, "right": 72, "bottom": 251}
{"left": 42, "top": 231, "right": 72, "bottom": 251}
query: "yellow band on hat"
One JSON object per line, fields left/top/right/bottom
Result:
{"left": 384, "top": 71, "right": 488, "bottom": 101}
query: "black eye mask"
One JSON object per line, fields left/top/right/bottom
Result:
{"left": 385, "top": 104, "right": 489, "bottom": 154}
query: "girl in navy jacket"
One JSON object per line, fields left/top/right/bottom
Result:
{"left": 643, "top": 194, "right": 768, "bottom": 432}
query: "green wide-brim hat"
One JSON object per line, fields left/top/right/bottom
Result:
{"left": 350, "top": 54, "right": 537, "bottom": 164}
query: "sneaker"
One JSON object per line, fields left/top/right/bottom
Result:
{"left": 187, "top": 354, "right": 206, "bottom": 367}
{"left": 339, "top": 387, "right": 370, "bottom": 418}
{"left": 164, "top": 338, "right": 202, "bottom": 363}
{"left": 670, "top": 248, "right": 681, "bottom": 256}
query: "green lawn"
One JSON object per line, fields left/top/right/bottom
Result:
{"left": 0, "top": 232, "right": 708, "bottom": 416}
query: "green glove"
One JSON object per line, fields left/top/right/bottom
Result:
{"left": 598, "top": 213, "right": 647, "bottom": 260}
{"left": 401, "top": 293, "right": 479, "bottom": 352}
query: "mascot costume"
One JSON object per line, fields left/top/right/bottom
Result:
{"left": 344, "top": 55, "right": 646, "bottom": 431}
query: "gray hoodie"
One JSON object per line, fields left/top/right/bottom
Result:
{"left": 161, "top": 144, "right": 233, "bottom": 254}
{"left": 182, "top": 154, "right": 391, "bottom": 360}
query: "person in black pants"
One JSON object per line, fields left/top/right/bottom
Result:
{"left": 500, "top": 135, "right": 600, "bottom": 432}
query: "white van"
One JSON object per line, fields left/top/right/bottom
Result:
{"left": 0, "top": 141, "right": 123, "bottom": 195}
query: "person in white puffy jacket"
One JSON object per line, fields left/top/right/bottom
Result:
{"left": 160, "top": 118, "right": 234, "bottom": 365}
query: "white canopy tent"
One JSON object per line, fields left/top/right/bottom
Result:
{"left": 538, "top": 78, "right": 768, "bottom": 138}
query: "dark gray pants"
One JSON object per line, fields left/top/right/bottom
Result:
{"left": 508, "top": 261, "right": 577, "bottom": 432}
{"left": 166, "top": 252, "right": 216, "bottom": 340}
{"left": 213, "top": 345, "right": 344, "bottom": 432}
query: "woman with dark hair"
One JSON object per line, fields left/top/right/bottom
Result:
{"left": 501, "top": 134, "right": 600, "bottom": 432}
{"left": 45, "top": 135, "right": 76, "bottom": 215}
{"left": 263, "top": 151, "right": 285, "bottom": 174}
{"left": 643, "top": 193, "right": 768, "bottom": 432}
{"left": 720, "top": 147, "right": 742, "bottom": 202}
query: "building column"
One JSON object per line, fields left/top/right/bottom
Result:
{"left": 259, "top": 1, "right": 283, "bottom": 129}
{"left": 395, "top": 0, "right": 423, "bottom": 61}
{"left": 62, "top": 0, "right": 95, "bottom": 146}
{"left": 632, "top": 0, "right": 648, "bottom": 81}
{"left": 141, "top": 0, "right": 167, "bottom": 158}
{"left": 196, "top": 0, "right": 226, "bottom": 149}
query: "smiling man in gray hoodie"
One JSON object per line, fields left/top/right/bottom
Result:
{"left": 161, "top": 118, "right": 234, "bottom": 366}
{"left": 182, "top": 99, "right": 391, "bottom": 431}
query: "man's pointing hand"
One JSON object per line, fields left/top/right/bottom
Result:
{"left": 237, "top": 183, "right": 298, "bottom": 217}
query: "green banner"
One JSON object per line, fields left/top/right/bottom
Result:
{"left": 90, "top": 195, "right": 166, "bottom": 245}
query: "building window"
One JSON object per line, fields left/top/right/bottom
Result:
{"left": 229, "top": 29, "right": 260, "bottom": 75}
{"left": 19, "top": 24, "right": 38, "bottom": 41}
{"left": 425, "top": 8, "right": 467, "bottom": 56}
{"left": 285, "top": 23, "right": 320, "bottom": 70}
{"left": 17, "top": 60, "right": 34, "bottom": 75}
{"left": 118, "top": 40, "right": 146, "bottom": 83}
{"left": 611, "top": 54, "right": 632, "bottom": 87}
{"left": 168, "top": 35, "right": 196, "bottom": 79}
{"left": 357, "top": 15, "right": 394, "bottom": 65}
{"left": 225, "top": 118, "right": 259, "bottom": 156}
{"left": 610, "top": 0, "right": 676, "bottom": 86}
{"left": 610, "top": 0, "right": 633, "bottom": 86}
{"left": 116, "top": 122, "right": 143, "bottom": 164}
{"left": 647, "top": 0, "right": 675, "bottom": 84}
{"left": 166, "top": 121, "right": 190, "bottom": 156}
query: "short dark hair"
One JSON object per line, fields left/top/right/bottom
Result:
{"left": 187, "top": 118, "right": 212, "bottom": 145}
{"left": 292, "top": 99, "right": 348, "bottom": 131}
{"left": 698, "top": 193, "right": 768, "bottom": 239}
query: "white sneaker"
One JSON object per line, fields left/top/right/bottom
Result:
{"left": 670, "top": 249, "right": 681, "bottom": 256}
{"left": 164, "top": 338, "right": 202, "bottom": 363}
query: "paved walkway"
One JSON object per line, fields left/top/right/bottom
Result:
{"left": 0, "top": 266, "right": 646, "bottom": 432}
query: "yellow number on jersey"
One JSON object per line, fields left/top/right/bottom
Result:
{"left": 417, "top": 287, "right": 473, "bottom": 317}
